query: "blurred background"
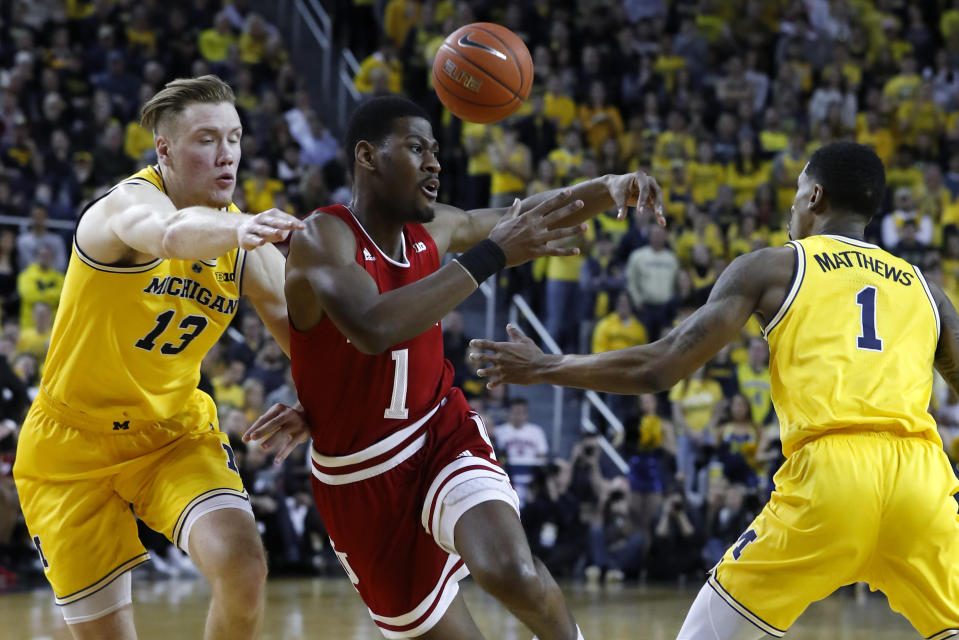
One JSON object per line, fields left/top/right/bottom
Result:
{"left": 0, "top": 0, "right": 958, "bottom": 597}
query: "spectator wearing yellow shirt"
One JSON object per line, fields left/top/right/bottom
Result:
{"left": 669, "top": 366, "right": 724, "bottom": 491}
{"left": 17, "top": 301, "right": 53, "bottom": 361}
{"left": 856, "top": 109, "right": 895, "bottom": 165}
{"left": 943, "top": 0, "right": 959, "bottom": 39}
{"left": 687, "top": 140, "right": 726, "bottom": 205}
{"left": 354, "top": 41, "right": 403, "bottom": 94}
{"left": 488, "top": 127, "right": 532, "bottom": 208}
{"left": 918, "top": 165, "right": 952, "bottom": 225}
{"left": 239, "top": 13, "right": 274, "bottom": 66}
{"left": 727, "top": 136, "right": 770, "bottom": 207}
{"left": 758, "top": 106, "right": 790, "bottom": 155}
{"left": 675, "top": 205, "right": 724, "bottom": 266}
{"left": 213, "top": 359, "right": 247, "bottom": 410}
{"left": 124, "top": 86, "right": 156, "bottom": 163}
{"left": 896, "top": 80, "right": 945, "bottom": 148}
{"left": 384, "top": 0, "right": 421, "bottom": 48}
{"left": 544, "top": 74, "right": 577, "bottom": 130}
{"left": 462, "top": 121, "right": 492, "bottom": 209}
{"left": 882, "top": 54, "right": 921, "bottom": 107}
{"left": 17, "top": 246, "right": 64, "bottom": 330}
{"left": 772, "top": 130, "right": 809, "bottom": 211}
{"left": 737, "top": 338, "right": 774, "bottom": 426}
{"left": 885, "top": 146, "right": 924, "bottom": 195}
{"left": 592, "top": 291, "right": 648, "bottom": 354}
{"left": 655, "top": 110, "right": 696, "bottom": 161}
{"left": 547, "top": 129, "right": 585, "bottom": 181}
{"left": 126, "top": 6, "right": 157, "bottom": 58}
{"left": 664, "top": 161, "right": 693, "bottom": 224}
{"left": 243, "top": 158, "right": 285, "bottom": 213}
{"left": 579, "top": 81, "right": 624, "bottom": 155}
{"left": 654, "top": 34, "right": 687, "bottom": 93}
{"left": 198, "top": 11, "right": 236, "bottom": 63}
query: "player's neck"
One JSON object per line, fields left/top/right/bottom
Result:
{"left": 350, "top": 194, "right": 406, "bottom": 262}
{"left": 813, "top": 216, "right": 865, "bottom": 241}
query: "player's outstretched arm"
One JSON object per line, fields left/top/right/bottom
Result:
{"left": 242, "top": 243, "right": 293, "bottom": 356}
{"left": 287, "top": 193, "right": 585, "bottom": 355}
{"left": 469, "top": 248, "right": 788, "bottom": 393}
{"left": 930, "top": 281, "right": 959, "bottom": 393}
{"left": 427, "top": 170, "right": 665, "bottom": 254}
{"left": 77, "top": 183, "right": 305, "bottom": 264}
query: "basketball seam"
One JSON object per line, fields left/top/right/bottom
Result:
{"left": 470, "top": 24, "right": 528, "bottom": 94}
{"left": 440, "top": 43, "right": 522, "bottom": 102}
{"left": 432, "top": 68, "right": 519, "bottom": 109}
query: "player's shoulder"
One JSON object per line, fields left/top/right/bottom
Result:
{"left": 289, "top": 205, "right": 357, "bottom": 266}
{"left": 726, "top": 245, "right": 796, "bottom": 285}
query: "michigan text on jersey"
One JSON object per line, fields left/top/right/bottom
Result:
{"left": 142, "top": 275, "right": 239, "bottom": 314}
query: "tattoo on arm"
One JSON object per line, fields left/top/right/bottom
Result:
{"left": 676, "top": 316, "right": 709, "bottom": 354}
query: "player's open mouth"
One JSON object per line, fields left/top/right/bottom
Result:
{"left": 420, "top": 179, "right": 439, "bottom": 200}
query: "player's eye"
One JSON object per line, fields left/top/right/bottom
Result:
{"left": 411, "top": 145, "right": 422, "bottom": 153}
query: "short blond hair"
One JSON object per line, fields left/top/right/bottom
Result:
{"left": 140, "top": 75, "right": 235, "bottom": 135}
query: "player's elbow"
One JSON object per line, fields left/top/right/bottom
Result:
{"left": 349, "top": 328, "right": 391, "bottom": 355}
{"left": 158, "top": 210, "right": 191, "bottom": 259}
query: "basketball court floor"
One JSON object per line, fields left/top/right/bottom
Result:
{"left": 0, "top": 577, "right": 916, "bottom": 639}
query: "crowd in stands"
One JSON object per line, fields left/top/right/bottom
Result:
{"left": 1, "top": 0, "right": 959, "bottom": 592}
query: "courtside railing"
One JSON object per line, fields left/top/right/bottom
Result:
{"left": 477, "top": 283, "right": 628, "bottom": 473}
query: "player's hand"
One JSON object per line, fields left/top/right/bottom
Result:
{"left": 489, "top": 192, "right": 586, "bottom": 268}
{"left": 469, "top": 323, "right": 548, "bottom": 388}
{"left": 242, "top": 402, "right": 311, "bottom": 464}
{"left": 237, "top": 209, "right": 306, "bottom": 250}
{"left": 606, "top": 171, "right": 665, "bottom": 225}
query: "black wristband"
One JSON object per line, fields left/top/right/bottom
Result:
{"left": 453, "top": 238, "right": 507, "bottom": 286}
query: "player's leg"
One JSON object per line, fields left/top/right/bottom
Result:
{"left": 675, "top": 584, "right": 768, "bottom": 640}
{"left": 416, "top": 592, "right": 486, "bottom": 640}
{"left": 453, "top": 500, "right": 580, "bottom": 640}
{"left": 13, "top": 407, "right": 149, "bottom": 640}
{"left": 187, "top": 509, "right": 268, "bottom": 640}
{"left": 125, "top": 413, "right": 263, "bottom": 640}
{"left": 872, "top": 440, "right": 959, "bottom": 639}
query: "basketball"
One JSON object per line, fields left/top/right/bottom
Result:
{"left": 432, "top": 23, "right": 534, "bottom": 124}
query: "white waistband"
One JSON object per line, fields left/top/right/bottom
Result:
{"left": 310, "top": 398, "right": 445, "bottom": 486}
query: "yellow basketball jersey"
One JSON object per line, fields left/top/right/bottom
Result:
{"left": 42, "top": 166, "right": 247, "bottom": 422}
{"left": 764, "top": 235, "right": 941, "bottom": 456}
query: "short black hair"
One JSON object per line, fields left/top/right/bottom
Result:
{"left": 343, "top": 96, "right": 430, "bottom": 170}
{"left": 805, "top": 142, "right": 886, "bottom": 221}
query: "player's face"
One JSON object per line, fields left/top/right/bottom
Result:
{"left": 159, "top": 102, "right": 242, "bottom": 208}
{"left": 788, "top": 167, "right": 816, "bottom": 240}
{"left": 382, "top": 116, "right": 440, "bottom": 223}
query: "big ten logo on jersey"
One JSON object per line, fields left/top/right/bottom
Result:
{"left": 215, "top": 271, "right": 236, "bottom": 283}
{"left": 414, "top": 241, "right": 428, "bottom": 253}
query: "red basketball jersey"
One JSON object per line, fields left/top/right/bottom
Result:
{"left": 290, "top": 205, "right": 455, "bottom": 454}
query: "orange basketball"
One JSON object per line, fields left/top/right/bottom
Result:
{"left": 432, "top": 23, "right": 534, "bottom": 124}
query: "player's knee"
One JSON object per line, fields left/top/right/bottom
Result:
{"left": 471, "top": 552, "right": 545, "bottom": 605}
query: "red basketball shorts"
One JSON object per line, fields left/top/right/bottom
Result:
{"left": 309, "top": 388, "right": 520, "bottom": 638}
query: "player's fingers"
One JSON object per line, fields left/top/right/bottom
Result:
{"left": 542, "top": 199, "right": 584, "bottom": 225}
{"left": 544, "top": 223, "right": 587, "bottom": 242}
{"left": 651, "top": 180, "right": 666, "bottom": 226}
{"left": 505, "top": 323, "right": 527, "bottom": 342}
{"left": 263, "top": 210, "right": 306, "bottom": 230}
{"left": 529, "top": 189, "right": 572, "bottom": 217}
{"left": 543, "top": 245, "right": 581, "bottom": 257}
{"left": 506, "top": 197, "right": 522, "bottom": 219}
{"left": 243, "top": 404, "right": 286, "bottom": 441}
{"left": 273, "top": 433, "right": 309, "bottom": 465}
{"left": 486, "top": 375, "right": 503, "bottom": 389}
{"left": 469, "top": 338, "right": 496, "bottom": 351}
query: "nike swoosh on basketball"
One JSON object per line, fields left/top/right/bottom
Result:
{"left": 457, "top": 33, "right": 507, "bottom": 60}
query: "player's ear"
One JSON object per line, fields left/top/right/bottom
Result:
{"left": 155, "top": 135, "right": 170, "bottom": 164}
{"left": 808, "top": 184, "right": 827, "bottom": 214}
{"left": 355, "top": 141, "right": 376, "bottom": 173}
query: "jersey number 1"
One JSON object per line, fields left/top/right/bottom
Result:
{"left": 384, "top": 348, "right": 410, "bottom": 419}
{"left": 855, "top": 286, "right": 883, "bottom": 352}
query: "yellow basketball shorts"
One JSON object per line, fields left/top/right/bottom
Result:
{"left": 711, "top": 430, "right": 959, "bottom": 638}
{"left": 13, "top": 389, "right": 248, "bottom": 605}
